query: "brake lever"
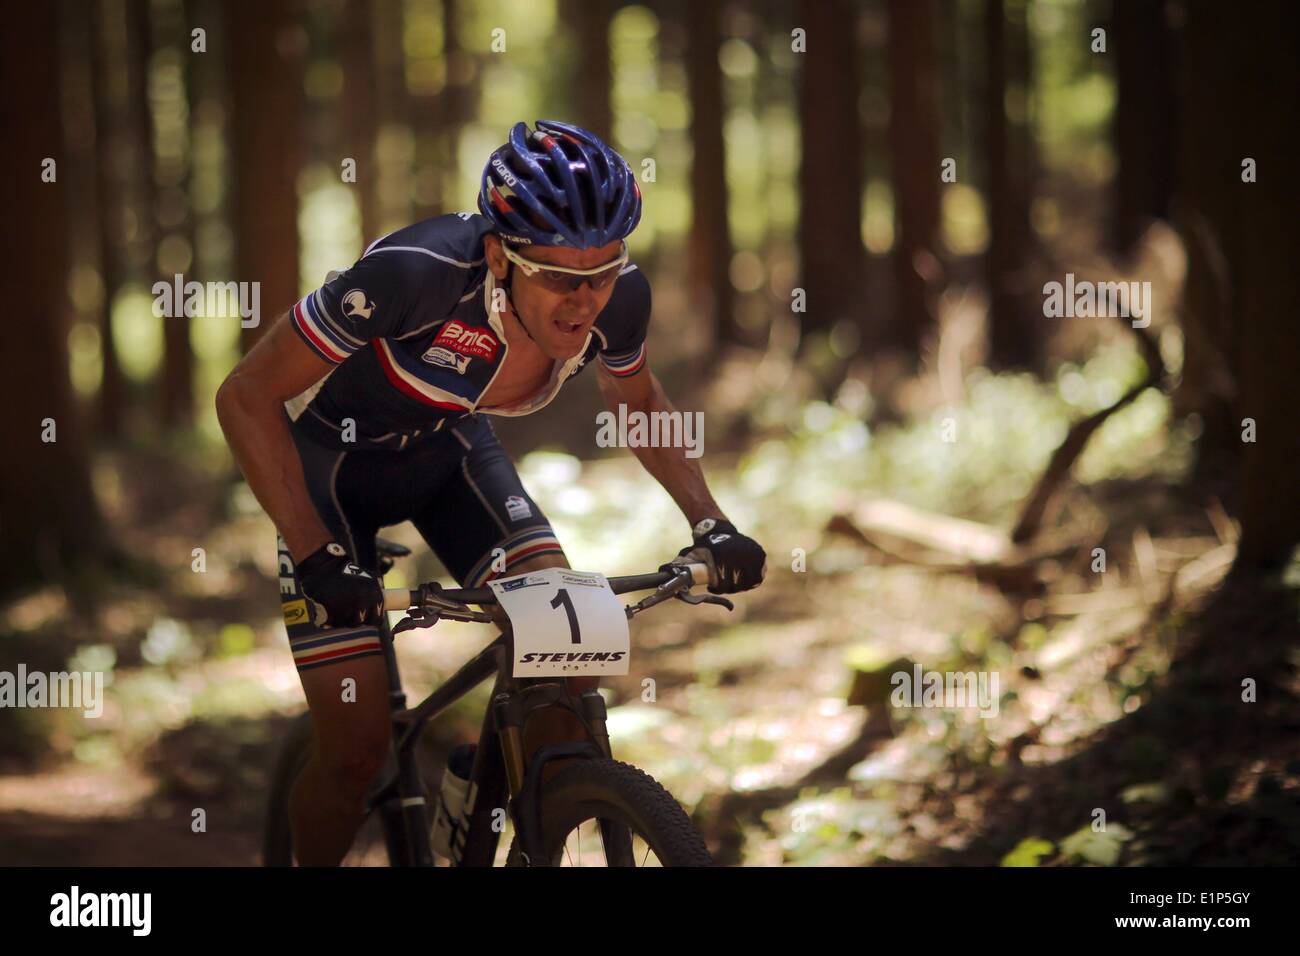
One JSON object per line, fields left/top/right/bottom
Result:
{"left": 417, "top": 583, "right": 474, "bottom": 614}
{"left": 624, "top": 572, "right": 694, "bottom": 618}
{"left": 675, "top": 591, "right": 734, "bottom": 611}
{"left": 393, "top": 607, "right": 441, "bottom": 636}
{"left": 405, "top": 584, "right": 496, "bottom": 625}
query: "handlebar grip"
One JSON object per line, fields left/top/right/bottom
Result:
{"left": 684, "top": 561, "right": 711, "bottom": 587}
{"left": 383, "top": 588, "right": 415, "bottom": 611}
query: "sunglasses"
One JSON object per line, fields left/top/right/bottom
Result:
{"left": 501, "top": 240, "right": 628, "bottom": 293}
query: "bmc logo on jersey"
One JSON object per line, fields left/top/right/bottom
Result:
{"left": 434, "top": 320, "right": 499, "bottom": 361}
{"left": 421, "top": 346, "right": 472, "bottom": 373}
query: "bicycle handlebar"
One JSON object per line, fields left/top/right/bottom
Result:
{"left": 381, "top": 561, "right": 711, "bottom": 612}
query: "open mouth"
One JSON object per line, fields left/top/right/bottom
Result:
{"left": 555, "top": 318, "right": 585, "bottom": 336}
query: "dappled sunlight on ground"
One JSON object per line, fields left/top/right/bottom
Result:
{"left": 2, "top": 346, "right": 1294, "bottom": 866}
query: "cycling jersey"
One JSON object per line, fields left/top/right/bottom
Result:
{"left": 277, "top": 412, "right": 565, "bottom": 671}
{"left": 287, "top": 212, "right": 650, "bottom": 451}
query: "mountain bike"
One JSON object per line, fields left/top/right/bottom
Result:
{"left": 262, "top": 542, "right": 728, "bottom": 866}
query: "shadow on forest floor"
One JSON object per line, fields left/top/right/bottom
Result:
{"left": 3, "top": 433, "right": 1297, "bottom": 867}
{"left": 910, "top": 575, "right": 1300, "bottom": 865}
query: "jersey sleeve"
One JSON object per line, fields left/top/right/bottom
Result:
{"left": 596, "top": 266, "right": 650, "bottom": 378}
{"left": 289, "top": 249, "right": 467, "bottom": 365}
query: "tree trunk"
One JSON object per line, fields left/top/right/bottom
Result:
{"left": 410, "top": 100, "right": 440, "bottom": 221}
{"left": 983, "top": 0, "right": 1038, "bottom": 369}
{"left": 1173, "top": 2, "right": 1243, "bottom": 494}
{"left": 797, "top": 0, "right": 866, "bottom": 344}
{"left": 1112, "top": 0, "right": 1176, "bottom": 256}
{"left": 373, "top": 0, "right": 411, "bottom": 233}
{"left": 160, "top": 0, "right": 196, "bottom": 427}
{"left": 342, "top": 0, "right": 380, "bottom": 245}
{"left": 887, "top": 0, "right": 942, "bottom": 358}
{"left": 228, "top": 0, "right": 304, "bottom": 350}
{"left": 564, "top": 0, "right": 613, "bottom": 143}
{"left": 90, "top": 0, "right": 130, "bottom": 438}
{"left": 686, "top": 0, "right": 737, "bottom": 346}
{"left": 438, "top": 0, "right": 475, "bottom": 217}
{"left": 1225, "top": 2, "right": 1300, "bottom": 572}
{"left": 127, "top": 0, "right": 159, "bottom": 284}
{"left": 0, "top": 1, "right": 106, "bottom": 596}
{"left": 1174, "top": 0, "right": 1300, "bottom": 572}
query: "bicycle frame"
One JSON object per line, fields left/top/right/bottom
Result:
{"left": 351, "top": 560, "right": 722, "bottom": 867}
{"left": 364, "top": 610, "right": 621, "bottom": 867}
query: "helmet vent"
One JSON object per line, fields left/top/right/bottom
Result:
{"left": 478, "top": 120, "right": 643, "bottom": 248}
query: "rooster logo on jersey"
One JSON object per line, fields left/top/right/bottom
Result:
{"left": 342, "top": 289, "right": 375, "bottom": 320}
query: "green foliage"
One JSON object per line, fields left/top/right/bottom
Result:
{"left": 1120, "top": 782, "right": 1172, "bottom": 807}
{"left": 215, "top": 624, "right": 256, "bottom": 659}
{"left": 731, "top": 341, "right": 1186, "bottom": 535}
{"left": 1001, "top": 836, "right": 1055, "bottom": 867}
{"left": 1059, "top": 822, "right": 1133, "bottom": 866}
{"left": 68, "top": 644, "right": 118, "bottom": 675}
{"left": 772, "top": 790, "right": 902, "bottom": 865}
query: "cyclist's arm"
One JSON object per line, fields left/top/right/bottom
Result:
{"left": 595, "top": 361, "right": 728, "bottom": 530}
{"left": 215, "top": 310, "right": 337, "bottom": 562}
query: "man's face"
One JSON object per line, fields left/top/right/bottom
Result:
{"left": 484, "top": 236, "right": 624, "bottom": 360}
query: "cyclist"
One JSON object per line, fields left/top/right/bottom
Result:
{"left": 216, "top": 119, "right": 766, "bottom": 865}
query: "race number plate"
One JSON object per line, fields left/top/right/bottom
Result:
{"left": 488, "top": 569, "right": 630, "bottom": 677}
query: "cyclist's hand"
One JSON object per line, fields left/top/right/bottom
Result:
{"left": 296, "top": 541, "right": 384, "bottom": 627}
{"left": 660, "top": 519, "right": 767, "bottom": 595}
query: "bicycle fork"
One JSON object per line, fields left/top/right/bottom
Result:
{"left": 493, "top": 684, "right": 633, "bottom": 865}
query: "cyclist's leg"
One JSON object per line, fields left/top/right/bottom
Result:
{"left": 410, "top": 418, "right": 595, "bottom": 782}
{"left": 286, "top": 624, "right": 391, "bottom": 865}
{"left": 275, "top": 419, "right": 393, "bottom": 865}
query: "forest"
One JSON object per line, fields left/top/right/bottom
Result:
{"left": 0, "top": 0, "right": 1297, "bottom": 868}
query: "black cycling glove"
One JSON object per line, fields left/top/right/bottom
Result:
{"left": 660, "top": 518, "right": 767, "bottom": 595}
{"left": 297, "top": 541, "right": 384, "bottom": 627}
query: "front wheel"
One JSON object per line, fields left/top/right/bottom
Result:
{"left": 506, "top": 758, "right": 713, "bottom": 867}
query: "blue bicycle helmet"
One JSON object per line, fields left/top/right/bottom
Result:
{"left": 478, "top": 120, "right": 642, "bottom": 249}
